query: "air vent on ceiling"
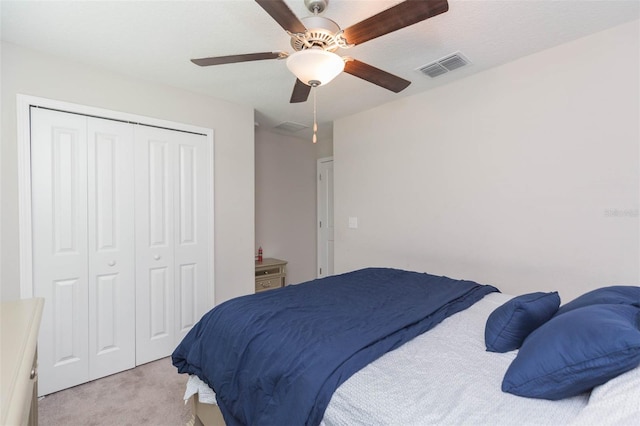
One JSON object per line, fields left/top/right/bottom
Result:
{"left": 274, "top": 121, "right": 309, "bottom": 133}
{"left": 417, "top": 52, "right": 470, "bottom": 78}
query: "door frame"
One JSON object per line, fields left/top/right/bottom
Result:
{"left": 17, "top": 94, "right": 215, "bottom": 305}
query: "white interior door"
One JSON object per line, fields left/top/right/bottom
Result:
{"left": 86, "top": 118, "right": 136, "bottom": 380}
{"left": 317, "top": 157, "right": 334, "bottom": 278}
{"left": 135, "top": 125, "right": 175, "bottom": 364}
{"left": 173, "top": 132, "right": 212, "bottom": 343}
{"left": 32, "top": 108, "right": 90, "bottom": 395}
{"left": 135, "top": 125, "right": 211, "bottom": 364}
{"left": 32, "top": 109, "right": 137, "bottom": 395}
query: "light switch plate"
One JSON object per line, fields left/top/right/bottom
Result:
{"left": 348, "top": 216, "right": 358, "bottom": 229}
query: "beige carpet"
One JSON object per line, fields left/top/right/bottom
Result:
{"left": 38, "top": 357, "right": 193, "bottom": 426}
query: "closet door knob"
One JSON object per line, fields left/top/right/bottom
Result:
{"left": 108, "top": 260, "right": 116, "bottom": 267}
{"left": 154, "top": 255, "right": 161, "bottom": 260}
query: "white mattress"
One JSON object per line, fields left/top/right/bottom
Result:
{"left": 321, "top": 293, "right": 589, "bottom": 426}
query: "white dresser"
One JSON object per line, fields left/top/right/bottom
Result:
{"left": 1, "top": 298, "right": 44, "bottom": 426}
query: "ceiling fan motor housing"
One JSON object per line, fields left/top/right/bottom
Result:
{"left": 290, "top": 16, "right": 348, "bottom": 52}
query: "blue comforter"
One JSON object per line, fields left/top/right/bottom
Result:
{"left": 172, "top": 267, "right": 498, "bottom": 426}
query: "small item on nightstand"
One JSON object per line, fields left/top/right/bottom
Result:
{"left": 258, "top": 246, "right": 263, "bottom": 262}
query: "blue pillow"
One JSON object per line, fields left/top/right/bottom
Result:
{"left": 502, "top": 304, "right": 640, "bottom": 400}
{"left": 485, "top": 292, "right": 560, "bottom": 353}
{"left": 556, "top": 286, "right": 640, "bottom": 317}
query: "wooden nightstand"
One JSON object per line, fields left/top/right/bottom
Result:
{"left": 255, "top": 258, "right": 287, "bottom": 292}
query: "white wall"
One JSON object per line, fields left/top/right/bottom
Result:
{"left": 1, "top": 42, "right": 255, "bottom": 304}
{"left": 334, "top": 20, "right": 639, "bottom": 303}
{"left": 255, "top": 128, "right": 332, "bottom": 284}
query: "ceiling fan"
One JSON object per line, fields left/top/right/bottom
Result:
{"left": 191, "top": 0, "right": 449, "bottom": 103}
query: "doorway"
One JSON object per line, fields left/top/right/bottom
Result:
{"left": 317, "top": 157, "right": 334, "bottom": 278}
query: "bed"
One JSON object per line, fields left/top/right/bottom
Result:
{"left": 172, "top": 268, "right": 640, "bottom": 425}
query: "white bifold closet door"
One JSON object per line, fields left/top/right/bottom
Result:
{"left": 32, "top": 108, "right": 136, "bottom": 395}
{"left": 134, "top": 125, "right": 211, "bottom": 365}
{"left": 31, "top": 108, "right": 211, "bottom": 396}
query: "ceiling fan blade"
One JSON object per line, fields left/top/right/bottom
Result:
{"left": 191, "top": 52, "right": 284, "bottom": 67}
{"left": 290, "top": 79, "right": 311, "bottom": 103}
{"left": 344, "top": 59, "right": 411, "bottom": 93}
{"left": 343, "top": 0, "right": 449, "bottom": 46}
{"left": 255, "top": 0, "right": 306, "bottom": 34}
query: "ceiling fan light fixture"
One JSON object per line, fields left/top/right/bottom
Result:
{"left": 286, "top": 49, "right": 345, "bottom": 86}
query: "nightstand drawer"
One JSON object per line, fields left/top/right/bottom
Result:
{"left": 255, "top": 266, "right": 282, "bottom": 277}
{"left": 255, "top": 278, "right": 283, "bottom": 292}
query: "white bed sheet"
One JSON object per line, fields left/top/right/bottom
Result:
{"left": 569, "top": 362, "right": 640, "bottom": 425}
{"left": 185, "top": 375, "right": 217, "bottom": 405}
{"left": 321, "top": 293, "right": 589, "bottom": 426}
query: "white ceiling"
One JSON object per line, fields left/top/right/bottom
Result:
{"left": 2, "top": 0, "right": 639, "bottom": 141}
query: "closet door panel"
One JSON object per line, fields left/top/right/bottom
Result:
{"left": 95, "top": 274, "right": 117, "bottom": 348}
{"left": 87, "top": 118, "right": 136, "bottom": 380}
{"left": 178, "top": 263, "right": 197, "bottom": 332}
{"left": 149, "top": 141, "right": 172, "bottom": 246}
{"left": 149, "top": 266, "right": 171, "bottom": 338}
{"left": 31, "top": 108, "right": 89, "bottom": 396}
{"left": 135, "top": 126, "right": 176, "bottom": 364}
{"left": 174, "top": 133, "right": 211, "bottom": 341}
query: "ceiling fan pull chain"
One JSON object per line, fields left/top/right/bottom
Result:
{"left": 312, "top": 86, "right": 318, "bottom": 144}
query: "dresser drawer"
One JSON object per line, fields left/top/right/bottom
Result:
{"left": 1, "top": 298, "right": 44, "bottom": 426}
{"left": 255, "top": 277, "right": 283, "bottom": 292}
